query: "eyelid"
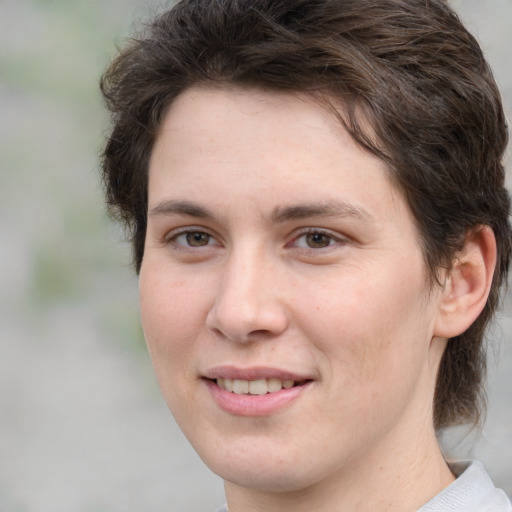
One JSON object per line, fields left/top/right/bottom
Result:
{"left": 162, "top": 225, "right": 349, "bottom": 250}
{"left": 164, "top": 226, "right": 223, "bottom": 247}
{"left": 288, "top": 227, "right": 349, "bottom": 249}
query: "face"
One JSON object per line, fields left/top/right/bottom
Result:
{"left": 140, "top": 87, "right": 445, "bottom": 494}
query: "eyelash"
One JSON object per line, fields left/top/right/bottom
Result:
{"left": 165, "top": 228, "right": 219, "bottom": 249}
{"left": 289, "top": 228, "right": 347, "bottom": 251}
{"left": 165, "top": 227, "right": 347, "bottom": 252}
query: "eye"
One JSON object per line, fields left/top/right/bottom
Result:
{"left": 292, "top": 229, "right": 344, "bottom": 249}
{"left": 304, "top": 232, "right": 334, "bottom": 248}
{"left": 169, "top": 230, "right": 217, "bottom": 248}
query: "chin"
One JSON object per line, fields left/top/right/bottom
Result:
{"left": 195, "top": 437, "right": 330, "bottom": 493}
{"left": 212, "top": 461, "right": 313, "bottom": 493}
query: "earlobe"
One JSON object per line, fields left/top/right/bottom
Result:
{"left": 434, "top": 226, "right": 497, "bottom": 339}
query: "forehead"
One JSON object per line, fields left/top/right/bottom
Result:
{"left": 149, "top": 86, "right": 413, "bottom": 231}
{"left": 156, "top": 86, "right": 352, "bottom": 157}
{"left": 152, "top": 86, "right": 384, "bottom": 179}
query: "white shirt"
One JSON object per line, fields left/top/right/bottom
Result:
{"left": 418, "top": 460, "right": 511, "bottom": 512}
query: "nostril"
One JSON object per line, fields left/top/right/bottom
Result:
{"left": 248, "top": 329, "right": 274, "bottom": 338}
{"left": 209, "top": 326, "right": 276, "bottom": 343}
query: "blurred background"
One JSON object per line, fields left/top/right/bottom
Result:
{"left": 0, "top": 0, "right": 510, "bottom": 510}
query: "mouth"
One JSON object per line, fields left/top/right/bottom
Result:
{"left": 212, "top": 377, "right": 310, "bottom": 395}
{"left": 202, "top": 367, "right": 314, "bottom": 415}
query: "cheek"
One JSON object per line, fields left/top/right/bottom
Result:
{"left": 139, "top": 267, "right": 206, "bottom": 369}
{"left": 297, "top": 266, "right": 433, "bottom": 390}
{"left": 138, "top": 271, "right": 204, "bottom": 419}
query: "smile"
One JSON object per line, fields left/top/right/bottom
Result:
{"left": 204, "top": 370, "right": 313, "bottom": 416}
{"left": 216, "top": 377, "right": 306, "bottom": 395}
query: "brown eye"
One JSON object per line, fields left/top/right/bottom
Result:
{"left": 305, "top": 232, "right": 333, "bottom": 248}
{"left": 186, "top": 231, "right": 211, "bottom": 247}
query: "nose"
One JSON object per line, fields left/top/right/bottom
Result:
{"left": 205, "top": 250, "right": 289, "bottom": 343}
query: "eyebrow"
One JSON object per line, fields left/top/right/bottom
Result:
{"left": 271, "top": 201, "right": 375, "bottom": 224}
{"left": 148, "top": 199, "right": 375, "bottom": 224}
{"left": 149, "top": 200, "right": 215, "bottom": 219}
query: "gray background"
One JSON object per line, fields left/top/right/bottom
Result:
{"left": 0, "top": 0, "right": 510, "bottom": 510}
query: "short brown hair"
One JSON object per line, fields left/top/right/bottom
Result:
{"left": 100, "top": 0, "right": 511, "bottom": 429}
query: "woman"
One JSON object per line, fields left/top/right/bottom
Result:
{"left": 100, "top": 1, "right": 512, "bottom": 510}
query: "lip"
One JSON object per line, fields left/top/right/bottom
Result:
{"left": 203, "top": 365, "right": 313, "bottom": 382}
{"left": 202, "top": 366, "right": 314, "bottom": 417}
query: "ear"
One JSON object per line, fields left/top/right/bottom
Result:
{"left": 434, "top": 226, "right": 497, "bottom": 339}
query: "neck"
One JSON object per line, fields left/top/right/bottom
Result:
{"left": 224, "top": 415, "right": 454, "bottom": 512}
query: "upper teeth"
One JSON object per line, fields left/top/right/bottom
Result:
{"left": 216, "top": 378, "right": 296, "bottom": 395}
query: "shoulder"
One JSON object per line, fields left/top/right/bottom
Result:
{"left": 418, "top": 461, "right": 511, "bottom": 512}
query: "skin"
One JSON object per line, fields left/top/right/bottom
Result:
{"left": 139, "top": 87, "right": 493, "bottom": 512}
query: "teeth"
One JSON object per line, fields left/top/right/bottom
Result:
{"left": 267, "top": 378, "right": 282, "bottom": 393}
{"left": 216, "top": 377, "right": 299, "bottom": 395}
{"left": 232, "top": 379, "right": 249, "bottom": 394}
{"left": 248, "top": 379, "right": 267, "bottom": 395}
{"left": 224, "top": 378, "right": 233, "bottom": 392}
